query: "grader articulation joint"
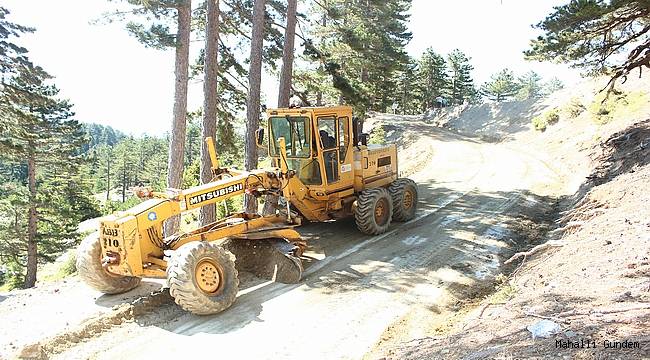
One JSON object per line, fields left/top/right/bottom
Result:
{"left": 77, "top": 106, "right": 419, "bottom": 315}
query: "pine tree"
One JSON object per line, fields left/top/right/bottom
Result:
{"left": 417, "top": 48, "right": 451, "bottom": 110}
{"left": 394, "top": 57, "right": 421, "bottom": 115}
{"left": 166, "top": 0, "right": 191, "bottom": 234}
{"left": 525, "top": 0, "right": 650, "bottom": 92}
{"left": 95, "top": 144, "right": 115, "bottom": 201}
{"left": 244, "top": 0, "right": 267, "bottom": 214}
{"left": 185, "top": 112, "right": 201, "bottom": 168}
{"left": 0, "top": 7, "right": 47, "bottom": 88}
{"left": 481, "top": 68, "right": 520, "bottom": 102}
{"left": 516, "top": 70, "right": 543, "bottom": 100}
{"left": 544, "top": 77, "right": 564, "bottom": 95}
{"left": 303, "top": 0, "right": 413, "bottom": 115}
{"left": 102, "top": 0, "right": 192, "bottom": 234}
{"left": 447, "top": 49, "right": 476, "bottom": 105}
{"left": 277, "top": 0, "right": 298, "bottom": 107}
{"left": 199, "top": 0, "right": 220, "bottom": 226}
{"left": 113, "top": 137, "right": 138, "bottom": 203}
{"left": 0, "top": 75, "right": 89, "bottom": 287}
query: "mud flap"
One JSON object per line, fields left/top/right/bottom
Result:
{"left": 223, "top": 239, "right": 304, "bottom": 284}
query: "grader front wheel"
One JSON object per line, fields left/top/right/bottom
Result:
{"left": 76, "top": 233, "right": 141, "bottom": 294}
{"left": 167, "top": 242, "right": 239, "bottom": 315}
{"left": 355, "top": 188, "right": 393, "bottom": 235}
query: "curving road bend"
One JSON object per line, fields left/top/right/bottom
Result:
{"left": 52, "top": 127, "right": 561, "bottom": 360}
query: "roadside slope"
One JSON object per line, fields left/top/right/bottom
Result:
{"left": 380, "top": 119, "right": 650, "bottom": 360}
{"left": 370, "top": 76, "right": 650, "bottom": 359}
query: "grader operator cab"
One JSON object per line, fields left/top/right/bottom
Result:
{"left": 77, "top": 106, "right": 418, "bottom": 315}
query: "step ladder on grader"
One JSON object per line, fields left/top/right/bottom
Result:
{"left": 77, "top": 106, "right": 418, "bottom": 315}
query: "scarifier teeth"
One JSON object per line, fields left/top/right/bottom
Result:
{"left": 223, "top": 239, "right": 304, "bottom": 284}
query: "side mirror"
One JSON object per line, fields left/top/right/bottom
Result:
{"left": 255, "top": 128, "right": 265, "bottom": 147}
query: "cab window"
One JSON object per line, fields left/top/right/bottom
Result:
{"left": 318, "top": 116, "right": 339, "bottom": 184}
{"left": 269, "top": 116, "right": 310, "bottom": 158}
{"left": 318, "top": 117, "right": 337, "bottom": 150}
{"left": 338, "top": 117, "right": 349, "bottom": 162}
{"left": 269, "top": 116, "right": 321, "bottom": 185}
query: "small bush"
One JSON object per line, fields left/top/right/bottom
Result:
{"left": 39, "top": 250, "right": 78, "bottom": 283}
{"left": 562, "top": 97, "right": 585, "bottom": 118}
{"left": 586, "top": 89, "right": 647, "bottom": 124}
{"left": 545, "top": 108, "right": 560, "bottom": 125}
{"left": 531, "top": 116, "right": 547, "bottom": 131}
{"left": 531, "top": 108, "right": 560, "bottom": 131}
{"left": 1, "top": 262, "right": 26, "bottom": 290}
{"left": 57, "top": 251, "right": 77, "bottom": 278}
{"left": 588, "top": 91, "right": 621, "bottom": 124}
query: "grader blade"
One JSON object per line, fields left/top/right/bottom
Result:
{"left": 224, "top": 239, "right": 304, "bottom": 284}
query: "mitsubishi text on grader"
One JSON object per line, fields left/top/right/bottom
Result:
{"left": 77, "top": 106, "right": 418, "bottom": 315}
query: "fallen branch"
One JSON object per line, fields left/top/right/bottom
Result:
{"left": 557, "top": 208, "right": 605, "bottom": 224}
{"left": 505, "top": 241, "right": 565, "bottom": 264}
{"left": 523, "top": 311, "right": 567, "bottom": 324}
{"left": 559, "top": 304, "right": 650, "bottom": 317}
{"left": 489, "top": 328, "right": 527, "bottom": 342}
{"left": 478, "top": 302, "right": 506, "bottom": 319}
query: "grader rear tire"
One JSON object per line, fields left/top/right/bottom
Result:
{"left": 167, "top": 242, "right": 239, "bottom": 315}
{"left": 355, "top": 187, "right": 393, "bottom": 235}
{"left": 76, "top": 233, "right": 141, "bottom": 294}
{"left": 389, "top": 178, "right": 418, "bottom": 222}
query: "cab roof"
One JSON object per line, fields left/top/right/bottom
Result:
{"left": 266, "top": 105, "right": 353, "bottom": 117}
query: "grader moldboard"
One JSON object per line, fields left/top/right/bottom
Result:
{"left": 77, "top": 106, "right": 418, "bottom": 315}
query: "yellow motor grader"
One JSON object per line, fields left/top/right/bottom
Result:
{"left": 77, "top": 106, "right": 418, "bottom": 315}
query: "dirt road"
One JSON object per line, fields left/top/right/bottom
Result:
{"left": 2, "top": 122, "right": 563, "bottom": 360}
{"left": 0, "top": 124, "right": 560, "bottom": 359}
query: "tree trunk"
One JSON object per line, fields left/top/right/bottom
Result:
{"left": 187, "top": 132, "right": 193, "bottom": 166}
{"left": 277, "top": 0, "right": 297, "bottom": 108}
{"left": 164, "top": 0, "right": 192, "bottom": 236}
{"left": 105, "top": 153, "right": 111, "bottom": 201}
{"left": 200, "top": 0, "right": 220, "bottom": 226}
{"left": 24, "top": 148, "right": 38, "bottom": 288}
{"left": 315, "top": 1, "right": 326, "bottom": 107}
{"left": 122, "top": 154, "right": 126, "bottom": 203}
{"left": 243, "top": 0, "right": 266, "bottom": 214}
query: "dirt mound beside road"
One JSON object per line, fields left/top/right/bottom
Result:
{"left": 422, "top": 74, "right": 649, "bottom": 143}
{"left": 377, "top": 120, "right": 650, "bottom": 360}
